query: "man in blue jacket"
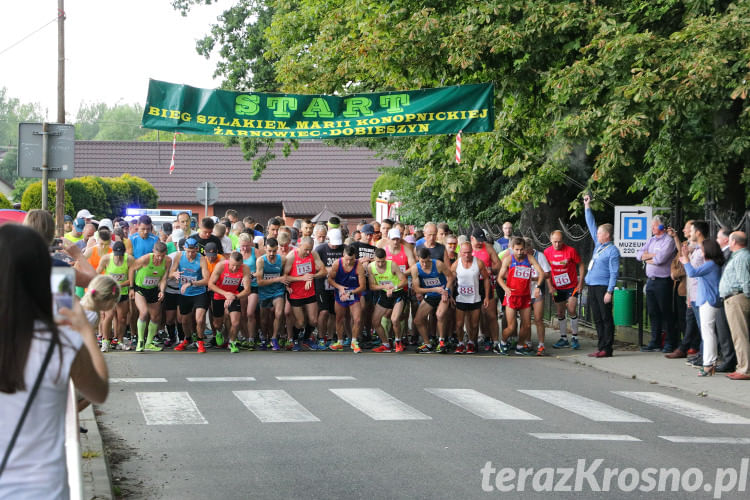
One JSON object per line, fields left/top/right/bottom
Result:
{"left": 583, "top": 195, "right": 620, "bottom": 358}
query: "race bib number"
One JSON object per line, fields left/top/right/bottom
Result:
{"left": 424, "top": 277, "right": 442, "bottom": 287}
{"left": 110, "top": 273, "right": 125, "bottom": 283}
{"left": 399, "top": 264, "right": 406, "bottom": 273}
{"left": 221, "top": 276, "right": 241, "bottom": 287}
{"left": 296, "top": 261, "right": 313, "bottom": 275}
{"left": 531, "top": 267, "right": 538, "bottom": 279}
{"left": 143, "top": 276, "right": 160, "bottom": 287}
{"left": 263, "top": 273, "right": 279, "bottom": 281}
{"left": 324, "top": 279, "right": 334, "bottom": 291}
{"left": 180, "top": 275, "right": 196, "bottom": 285}
{"left": 553, "top": 272, "right": 571, "bottom": 287}
{"left": 379, "top": 280, "right": 393, "bottom": 288}
{"left": 459, "top": 286, "right": 475, "bottom": 296}
{"left": 514, "top": 267, "right": 531, "bottom": 280}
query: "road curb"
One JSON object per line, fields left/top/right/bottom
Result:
{"left": 80, "top": 404, "right": 113, "bottom": 500}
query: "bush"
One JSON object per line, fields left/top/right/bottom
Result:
{"left": 0, "top": 192, "right": 11, "bottom": 209}
{"left": 20, "top": 174, "right": 157, "bottom": 219}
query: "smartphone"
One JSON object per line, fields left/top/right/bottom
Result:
{"left": 51, "top": 266, "right": 76, "bottom": 323}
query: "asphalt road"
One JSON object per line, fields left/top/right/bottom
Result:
{"left": 97, "top": 348, "right": 750, "bottom": 499}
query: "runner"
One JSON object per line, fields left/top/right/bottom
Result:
{"left": 283, "top": 236, "right": 327, "bottom": 351}
{"left": 411, "top": 247, "right": 454, "bottom": 353}
{"left": 170, "top": 238, "right": 210, "bottom": 354}
{"left": 96, "top": 241, "right": 134, "bottom": 352}
{"left": 471, "top": 228, "right": 502, "bottom": 351}
{"left": 544, "top": 230, "right": 585, "bottom": 350}
{"left": 327, "top": 245, "right": 367, "bottom": 352}
{"left": 256, "top": 237, "right": 288, "bottom": 351}
{"left": 497, "top": 237, "right": 545, "bottom": 355}
{"left": 315, "top": 228, "right": 344, "bottom": 345}
{"left": 351, "top": 223, "right": 378, "bottom": 344}
{"left": 128, "top": 241, "right": 171, "bottom": 352}
{"left": 524, "top": 237, "right": 551, "bottom": 355}
{"left": 451, "top": 242, "right": 490, "bottom": 354}
{"left": 237, "top": 233, "right": 260, "bottom": 349}
{"left": 369, "top": 247, "right": 409, "bottom": 352}
{"left": 163, "top": 231, "right": 185, "bottom": 347}
{"left": 208, "top": 252, "right": 252, "bottom": 353}
{"left": 84, "top": 226, "right": 113, "bottom": 271}
{"left": 203, "top": 242, "right": 226, "bottom": 346}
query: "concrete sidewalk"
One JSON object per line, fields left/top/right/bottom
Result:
{"left": 550, "top": 328, "right": 750, "bottom": 411}
{"left": 80, "top": 404, "right": 113, "bottom": 499}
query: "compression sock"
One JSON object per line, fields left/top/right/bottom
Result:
{"left": 570, "top": 316, "right": 579, "bottom": 337}
{"left": 558, "top": 316, "right": 568, "bottom": 338}
{"left": 137, "top": 320, "right": 147, "bottom": 343}
{"left": 146, "top": 322, "right": 158, "bottom": 345}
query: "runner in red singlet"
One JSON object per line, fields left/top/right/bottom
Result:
{"left": 284, "top": 237, "right": 327, "bottom": 350}
{"left": 208, "top": 252, "right": 252, "bottom": 353}
{"left": 543, "top": 230, "right": 585, "bottom": 350}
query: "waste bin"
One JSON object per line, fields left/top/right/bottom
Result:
{"left": 613, "top": 288, "right": 635, "bottom": 326}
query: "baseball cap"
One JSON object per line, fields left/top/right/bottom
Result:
{"left": 112, "top": 241, "right": 126, "bottom": 256}
{"left": 185, "top": 237, "right": 199, "bottom": 248}
{"left": 74, "top": 217, "right": 86, "bottom": 232}
{"left": 328, "top": 228, "right": 343, "bottom": 245}
{"left": 361, "top": 223, "right": 374, "bottom": 235}
{"left": 404, "top": 235, "right": 416, "bottom": 244}
{"left": 172, "top": 228, "right": 184, "bottom": 243}
{"left": 162, "top": 222, "right": 173, "bottom": 235}
{"left": 471, "top": 227, "right": 487, "bottom": 242}
{"left": 76, "top": 209, "right": 93, "bottom": 219}
{"left": 98, "top": 218, "right": 114, "bottom": 231}
{"left": 388, "top": 228, "right": 401, "bottom": 240}
{"left": 204, "top": 242, "right": 219, "bottom": 255}
{"left": 64, "top": 214, "right": 73, "bottom": 222}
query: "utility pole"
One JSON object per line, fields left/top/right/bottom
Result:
{"left": 55, "top": 0, "right": 65, "bottom": 236}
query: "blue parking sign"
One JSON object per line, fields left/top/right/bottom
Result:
{"left": 623, "top": 217, "right": 647, "bottom": 240}
{"left": 614, "top": 206, "right": 652, "bottom": 257}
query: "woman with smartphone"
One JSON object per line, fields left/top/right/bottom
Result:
{"left": 0, "top": 224, "right": 109, "bottom": 498}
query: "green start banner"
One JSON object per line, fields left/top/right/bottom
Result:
{"left": 141, "top": 79, "right": 494, "bottom": 139}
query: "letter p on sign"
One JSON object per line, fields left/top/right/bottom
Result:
{"left": 624, "top": 217, "right": 646, "bottom": 240}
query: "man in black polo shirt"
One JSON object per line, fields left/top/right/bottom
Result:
{"left": 179, "top": 217, "right": 225, "bottom": 257}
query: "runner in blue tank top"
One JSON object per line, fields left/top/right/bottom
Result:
{"left": 327, "top": 245, "right": 366, "bottom": 353}
{"left": 255, "top": 238, "right": 289, "bottom": 350}
{"left": 170, "top": 238, "right": 210, "bottom": 353}
{"left": 411, "top": 246, "right": 454, "bottom": 353}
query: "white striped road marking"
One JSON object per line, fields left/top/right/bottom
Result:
{"left": 233, "top": 390, "right": 320, "bottom": 423}
{"left": 110, "top": 378, "right": 167, "bottom": 383}
{"left": 519, "top": 390, "right": 651, "bottom": 423}
{"left": 426, "top": 388, "right": 541, "bottom": 420}
{"left": 136, "top": 392, "right": 207, "bottom": 425}
{"left": 330, "top": 388, "right": 431, "bottom": 421}
{"left": 275, "top": 376, "right": 357, "bottom": 381}
{"left": 530, "top": 433, "right": 641, "bottom": 442}
{"left": 614, "top": 392, "right": 750, "bottom": 424}
{"left": 660, "top": 436, "right": 750, "bottom": 444}
{"left": 186, "top": 377, "right": 256, "bottom": 382}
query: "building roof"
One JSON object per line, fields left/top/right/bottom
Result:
{"left": 74, "top": 141, "right": 395, "bottom": 209}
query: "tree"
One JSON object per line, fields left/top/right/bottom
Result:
{"left": 0, "top": 192, "right": 11, "bottom": 209}
{"left": 0, "top": 87, "right": 44, "bottom": 184}
{"left": 74, "top": 102, "right": 144, "bottom": 141}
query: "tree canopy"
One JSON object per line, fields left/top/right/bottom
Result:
{"left": 177, "top": 1, "right": 749, "bottom": 222}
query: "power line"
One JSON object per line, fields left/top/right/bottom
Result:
{"left": 0, "top": 15, "right": 60, "bottom": 57}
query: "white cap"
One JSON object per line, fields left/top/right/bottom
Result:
{"left": 388, "top": 228, "right": 401, "bottom": 240}
{"left": 172, "top": 228, "right": 185, "bottom": 243}
{"left": 328, "top": 228, "right": 343, "bottom": 245}
{"left": 98, "top": 218, "right": 114, "bottom": 231}
{"left": 253, "top": 235, "right": 265, "bottom": 246}
{"left": 76, "top": 209, "right": 93, "bottom": 219}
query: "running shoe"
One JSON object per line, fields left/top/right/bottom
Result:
{"left": 162, "top": 337, "right": 173, "bottom": 348}
{"left": 292, "top": 340, "right": 302, "bottom": 352}
{"left": 466, "top": 342, "right": 476, "bottom": 354}
{"left": 483, "top": 339, "right": 492, "bottom": 352}
{"left": 435, "top": 340, "right": 447, "bottom": 354}
{"left": 351, "top": 340, "right": 362, "bottom": 353}
{"left": 343, "top": 337, "right": 352, "bottom": 347}
{"left": 229, "top": 341, "right": 240, "bottom": 353}
{"left": 553, "top": 338, "right": 570, "bottom": 349}
{"left": 370, "top": 336, "right": 382, "bottom": 347}
{"left": 100, "top": 340, "right": 109, "bottom": 353}
{"left": 373, "top": 345, "right": 392, "bottom": 353}
{"left": 492, "top": 343, "right": 502, "bottom": 355}
{"left": 515, "top": 346, "right": 530, "bottom": 356}
{"left": 454, "top": 343, "right": 466, "bottom": 354}
{"left": 110, "top": 338, "right": 119, "bottom": 348}
{"left": 416, "top": 343, "right": 433, "bottom": 354}
{"left": 329, "top": 341, "right": 344, "bottom": 351}
{"left": 271, "top": 338, "right": 280, "bottom": 351}
{"left": 214, "top": 331, "right": 224, "bottom": 348}
{"left": 318, "top": 339, "right": 327, "bottom": 350}
{"left": 117, "top": 341, "right": 131, "bottom": 351}
{"left": 258, "top": 340, "right": 268, "bottom": 351}
{"left": 197, "top": 340, "right": 206, "bottom": 353}
{"left": 135, "top": 340, "right": 144, "bottom": 352}
{"left": 394, "top": 340, "right": 405, "bottom": 353}
{"left": 174, "top": 339, "right": 189, "bottom": 351}
{"left": 536, "top": 345, "right": 546, "bottom": 356}
{"left": 570, "top": 337, "right": 580, "bottom": 350}
{"left": 499, "top": 343, "right": 510, "bottom": 355}
{"left": 144, "top": 343, "right": 163, "bottom": 352}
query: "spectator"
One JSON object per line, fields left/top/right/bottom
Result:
{"left": 720, "top": 231, "right": 750, "bottom": 380}
{"left": 681, "top": 239, "right": 725, "bottom": 376}
{"left": 0, "top": 224, "right": 108, "bottom": 497}
{"left": 714, "top": 227, "right": 737, "bottom": 372}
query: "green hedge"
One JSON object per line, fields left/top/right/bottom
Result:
{"left": 0, "top": 192, "right": 11, "bottom": 209}
{"left": 20, "top": 174, "right": 158, "bottom": 219}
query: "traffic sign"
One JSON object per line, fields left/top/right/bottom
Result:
{"left": 17, "top": 122, "right": 75, "bottom": 179}
{"left": 614, "top": 205, "right": 652, "bottom": 257}
{"left": 196, "top": 182, "right": 219, "bottom": 206}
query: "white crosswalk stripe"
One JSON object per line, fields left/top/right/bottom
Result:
{"left": 330, "top": 388, "right": 431, "bottom": 420}
{"left": 111, "top": 378, "right": 167, "bottom": 383}
{"left": 233, "top": 390, "right": 320, "bottom": 423}
{"left": 187, "top": 377, "right": 256, "bottom": 382}
{"left": 519, "top": 390, "right": 651, "bottom": 422}
{"left": 530, "top": 433, "right": 640, "bottom": 442}
{"left": 613, "top": 391, "right": 750, "bottom": 424}
{"left": 136, "top": 392, "right": 207, "bottom": 425}
{"left": 426, "top": 388, "right": 541, "bottom": 420}
{"left": 660, "top": 436, "right": 750, "bottom": 444}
